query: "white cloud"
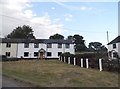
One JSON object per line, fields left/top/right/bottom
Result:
{"left": 1, "top": 0, "right": 64, "bottom": 39}
{"left": 64, "top": 14, "right": 73, "bottom": 21}
{"left": 55, "top": 1, "right": 93, "bottom": 11}
{"left": 51, "top": 7, "right": 55, "bottom": 10}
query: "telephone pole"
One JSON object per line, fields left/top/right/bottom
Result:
{"left": 107, "top": 31, "right": 109, "bottom": 43}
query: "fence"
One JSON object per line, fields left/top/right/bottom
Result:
{"left": 59, "top": 55, "right": 119, "bottom": 73}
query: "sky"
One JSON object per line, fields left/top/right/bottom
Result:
{"left": 0, "top": 0, "right": 119, "bottom": 47}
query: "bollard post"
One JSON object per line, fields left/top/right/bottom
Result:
{"left": 86, "top": 58, "right": 89, "bottom": 68}
{"left": 81, "top": 58, "right": 83, "bottom": 67}
{"left": 74, "top": 57, "right": 76, "bottom": 65}
{"left": 59, "top": 56, "right": 60, "bottom": 61}
{"left": 64, "top": 57, "right": 66, "bottom": 63}
{"left": 99, "top": 59, "right": 103, "bottom": 71}
{"left": 68, "top": 57, "right": 70, "bottom": 64}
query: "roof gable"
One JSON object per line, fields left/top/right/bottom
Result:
{"left": 108, "top": 36, "right": 120, "bottom": 45}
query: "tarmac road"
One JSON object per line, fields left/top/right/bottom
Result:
{"left": 2, "top": 76, "right": 32, "bottom": 88}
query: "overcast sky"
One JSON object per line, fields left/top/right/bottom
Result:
{"left": 0, "top": 0, "right": 119, "bottom": 47}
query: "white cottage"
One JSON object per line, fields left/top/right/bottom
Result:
{"left": 107, "top": 36, "right": 120, "bottom": 59}
{"left": 0, "top": 38, "right": 75, "bottom": 59}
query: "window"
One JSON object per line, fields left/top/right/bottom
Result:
{"left": 6, "top": 43, "right": 11, "bottom": 48}
{"left": 24, "top": 52, "right": 29, "bottom": 57}
{"left": 34, "top": 43, "right": 39, "bottom": 48}
{"left": 58, "top": 52, "right": 62, "bottom": 56}
{"left": 24, "top": 43, "right": 29, "bottom": 48}
{"left": 58, "top": 43, "right": 62, "bottom": 48}
{"left": 113, "top": 44, "right": 116, "bottom": 49}
{"left": 65, "top": 44, "right": 70, "bottom": 48}
{"left": 47, "top": 43, "right": 52, "bottom": 48}
{"left": 34, "top": 52, "right": 38, "bottom": 57}
{"left": 6, "top": 52, "right": 10, "bottom": 57}
{"left": 47, "top": 52, "right": 52, "bottom": 56}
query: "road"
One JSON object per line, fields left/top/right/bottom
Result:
{"left": 2, "top": 76, "right": 33, "bottom": 88}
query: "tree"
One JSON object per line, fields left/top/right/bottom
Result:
{"left": 88, "top": 42, "right": 107, "bottom": 52}
{"left": 6, "top": 25, "right": 35, "bottom": 39}
{"left": 49, "top": 33, "right": 64, "bottom": 40}
{"left": 67, "top": 34, "right": 87, "bottom": 52}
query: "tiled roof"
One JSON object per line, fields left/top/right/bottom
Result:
{"left": 0, "top": 38, "right": 73, "bottom": 44}
{"left": 107, "top": 36, "right": 120, "bottom": 45}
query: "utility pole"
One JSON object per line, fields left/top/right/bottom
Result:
{"left": 107, "top": 31, "right": 109, "bottom": 43}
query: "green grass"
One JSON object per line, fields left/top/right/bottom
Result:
{"left": 2, "top": 60, "right": 119, "bottom": 87}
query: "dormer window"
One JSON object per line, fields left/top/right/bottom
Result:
{"left": 6, "top": 43, "right": 11, "bottom": 48}
{"left": 24, "top": 43, "right": 29, "bottom": 48}
{"left": 65, "top": 44, "right": 70, "bottom": 48}
{"left": 58, "top": 43, "right": 62, "bottom": 48}
{"left": 34, "top": 43, "right": 39, "bottom": 48}
{"left": 47, "top": 43, "right": 52, "bottom": 48}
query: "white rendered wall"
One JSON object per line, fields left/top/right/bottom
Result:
{"left": 1, "top": 43, "right": 17, "bottom": 58}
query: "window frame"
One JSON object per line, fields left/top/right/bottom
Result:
{"left": 65, "top": 44, "right": 70, "bottom": 48}
{"left": 24, "top": 52, "right": 29, "bottom": 57}
{"left": 113, "top": 43, "right": 116, "bottom": 49}
{"left": 47, "top": 43, "right": 52, "bottom": 48}
{"left": 58, "top": 43, "right": 62, "bottom": 48}
{"left": 34, "top": 52, "right": 38, "bottom": 57}
{"left": 24, "top": 43, "right": 29, "bottom": 48}
{"left": 58, "top": 52, "right": 62, "bottom": 56}
{"left": 34, "top": 43, "right": 39, "bottom": 48}
{"left": 47, "top": 52, "right": 52, "bottom": 56}
{"left": 5, "top": 52, "right": 10, "bottom": 57}
{"left": 6, "top": 43, "right": 11, "bottom": 48}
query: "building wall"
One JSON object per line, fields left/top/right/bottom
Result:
{"left": 108, "top": 43, "right": 120, "bottom": 58}
{"left": 1, "top": 43, "right": 17, "bottom": 58}
{"left": 17, "top": 43, "right": 75, "bottom": 58}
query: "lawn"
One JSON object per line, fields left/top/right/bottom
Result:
{"left": 2, "top": 60, "right": 119, "bottom": 87}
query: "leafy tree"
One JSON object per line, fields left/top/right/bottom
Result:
{"left": 67, "top": 34, "right": 88, "bottom": 52}
{"left": 49, "top": 33, "right": 64, "bottom": 40}
{"left": 6, "top": 25, "right": 35, "bottom": 39}
{"left": 88, "top": 42, "right": 107, "bottom": 52}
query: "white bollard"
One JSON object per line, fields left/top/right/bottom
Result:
{"left": 68, "top": 57, "right": 70, "bottom": 64}
{"left": 64, "top": 57, "right": 66, "bottom": 62}
{"left": 74, "top": 58, "right": 76, "bottom": 65}
{"left": 59, "top": 56, "right": 60, "bottom": 61}
{"left": 99, "top": 59, "right": 103, "bottom": 71}
{"left": 86, "top": 58, "right": 89, "bottom": 68}
{"left": 81, "top": 58, "right": 83, "bottom": 67}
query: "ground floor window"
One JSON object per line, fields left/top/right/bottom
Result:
{"left": 58, "top": 52, "right": 62, "bottom": 56}
{"left": 6, "top": 52, "right": 10, "bottom": 57}
{"left": 47, "top": 52, "right": 52, "bottom": 56}
{"left": 34, "top": 52, "right": 38, "bottom": 57}
{"left": 24, "top": 52, "right": 29, "bottom": 57}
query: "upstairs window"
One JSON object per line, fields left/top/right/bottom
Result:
{"left": 113, "top": 44, "right": 116, "bottom": 49}
{"left": 24, "top": 43, "right": 29, "bottom": 48}
{"left": 34, "top": 43, "right": 39, "bottom": 48}
{"left": 58, "top": 43, "right": 62, "bottom": 48}
{"left": 6, "top": 43, "right": 11, "bottom": 48}
{"left": 47, "top": 43, "right": 52, "bottom": 48}
{"left": 6, "top": 52, "right": 10, "bottom": 57}
{"left": 65, "top": 44, "right": 70, "bottom": 48}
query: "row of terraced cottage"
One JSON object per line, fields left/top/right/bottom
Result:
{"left": 0, "top": 36, "right": 120, "bottom": 59}
{"left": 0, "top": 38, "right": 75, "bottom": 59}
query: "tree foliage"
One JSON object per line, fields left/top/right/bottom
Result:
{"left": 67, "top": 34, "right": 87, "bottom": 52}
{"left": 6, "top": 25, "right": 35, "bottom": 39}
{"left": 88, "top": 42, "right": 107, "bottom": 52}
{"left": 49, "top": 33, "right": 64, "bottom": 40}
